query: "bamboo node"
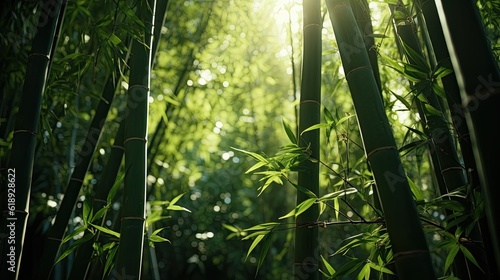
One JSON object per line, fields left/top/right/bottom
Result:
{"left": 441, "top": 166, "right": 464, "bottom": 174}
{"left": 346, "top": 66, "right": 372, "bottom": 79}
{"left": 124, "top": 137, "right": 148, "bottom": 144}
{"left": 70, "top": 177, "right": 84, "bottom": 183}
{"left": 112, "top": 144, "right": 125, "bottom": 150}
{"left": 28, "top": 52, "right": 50, "bottom": 60}
{"left": 47, "top": 236, "right": 63, "bottom": 242}
{"left": 393, "top": 249, "right": 429, "bottom": 259}
{"left": 128, "top": 85, "right": 149, "bottom": 91}
{"left": 366, "top": 146, "right": 397, "bottom": 159}
{"left": 122, "top": 216, "right": 145, "bottom": 221}
{"left": 13, "top": 129, "right": 37, "bottom": 136}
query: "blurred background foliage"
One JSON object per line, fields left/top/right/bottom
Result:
{"left": 1, "top": 0, "right": 500, "bottom": 279}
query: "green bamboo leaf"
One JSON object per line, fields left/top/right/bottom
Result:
{"left": 222, "top": 223, "right": 240, "bottom": 233}
{"left": 401, "top": 40, "right": 429, "bottom": 71}
{"left": 331, "top": 258, "right": 365, "bottom": 278}
{"left": 91, "top": 205, "right": 110, "bottom": 223}
{"left": 318, "top": 188, "right": 357, "bottom": 201}
{"left": 282, "top": 118, "right": 297, "bottom": 144}
{"left": 166, "top": 204, "right": 191, "bottom": 212}
{"left": 390, "top": 90, "right": 412, "bottom": 110}
{"left": 149, "top": 228, "right": 170, "bottom": 243}
{"left": 321, "top": 255, "right": 336, "bottom": 276}
{"left": 336, "top": 113, "right": 356, "bottom": 126}
{"left": 169, "top": 193, "right": 185, "bottom": 206}
{"left": 107, "top": 171, "right": 126, "bottom": 204}
{"left": 91, "top": 223, "right": 120, "bottom": 239}
{"left": 279, "top": 198, "right": 316, "bottom": 219}
{"left": 103, "top": 245, "right": 118, "bottom": 278}
{"left": 255, "top": 233, "right": 272, "bottom": 277}
{"left": 459, "top": 245, "right": 483, "bottom": 272}
{"left": 424, "top": 103, "right": 443, "bottom": 117}
{"left": 324, "top": 106, "right": 335, "bottom": 123}
{"left": 407, "top": 177, "right": 424, "bottom": 201}
{"left": 368, "top": 262, "right": 395, "bottom": 275}
{"left": 432, "top": 82, "right": 447, "bottom": 98}
{"left": 61, "top": 225, "right": 88, "bottom": 244}
{"left": 301, "top": 123, "right": 329, "bottom": 135}
{"left": 232, "top": 147, "right": 268, "bottom": 163}
{"left": 290, "top": 182, "right": 318, "bottom": 198}
{"left": 102, "top": 241, "right": 117, "bottom": 251}
{"left": 357, "top": 263, "right": 370, "bottom": 280}
{"left": 245, "top": 161, "right": 267, "bottom": 174}
{"left": 244, "top": 222, "right": 280, "bottom": 232}
{"left": 242, "top": 231, "right": 270, "bottom": 240}
{"left": 245, "top": 234, "right": 265, "bottom": 261}
{"left": 55, "top": 233, "right": 94, "bottom": 264}
{"left": 83, "top": 198, "right": 92, "bottom": 224}
{"left": 444, "top": 245, "right": 460, "bottom": 272}
{"left": 108, "top": 33, "right": 122, "bottom": 46}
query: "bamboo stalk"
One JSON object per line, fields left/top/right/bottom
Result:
{"left": 0, "top": 1, "right": 65, "bottom": 279}
{"left": 417, "top": 1, "right": 498, "bottom": 277}
{"left": 293, "top": 0, "right": 321, "bottom": 279}
{"left": 326, "top": 1, "right": 435, "bottom": 279}
{"left": 113, "top": 0, "right": 156, "bottom": 277}
{"left": 435, "top": 0, "right": 500, "bottom": 275}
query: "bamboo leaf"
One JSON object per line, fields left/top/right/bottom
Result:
{"left": 91, "top": 223, "right": 120, "bottom": 239}
{"left": 318, "top": 188, "right": 357, "bottom": 201}
{"left": 301, "top": 123, "right": 329, "bottom": 135}
{"left": 279, "top": 198, "right": 316, "bottom": 219}
{"left": 232, "top": 147, "right": 268, "bottom": 163}
{"left": 166, "top": 204, "right": 191, "bottom": 212}
{"left": 321, "top": 255, "right": 336, "bottom": 276}
{"left": 107, "top": 171, "right": 126, "bottom": 204}
{"left": 459, "top": 245, "right": 484, "bottom": 272}
{"left": 169, "top": 193, "right": 185, "bottom": 206}
{"left": 149, "top": 228, "right": 170, "bottom": 244}
{"left": 290, "top": 182, "right": 318, "bottom": 198}
{"left": 245, "top": 161, "right": 267, "bottom": 174}
{"left": 444, "top": 245, "right": 459, "bottom": 272}
{"left": 91, "top": 205, "right": 110, "bottom": 223}
{"left": 255, "top": 233, "right": 272, "bottom": 277}
{"left": 357, "top": 263, "right": 370, "bottom": 280}
{"left": 83, "top": 198, "right": 93, "bottom": 225}
{"left": 282, "top": 118, "right": 297, "bottom": 144}
{"left": 55, "top": 233, "right": 94, "bottom": 264}
{"left": 245, "top": 234, "right": 265, "bottom": 261}
{"left": 103, "top": 245, "right": 118, "bottom": 278}
{"left": 61, "top": 225, "right": 88, "bottom": 244}
{"left": 368, "top": 262, "right": 395, "bottom": 275}
{"left": 407, "top": 177, "right": 424, "bottom": 201}
{"left": 222, "top": 223, "right": 240, "bottom": 233}
{"left": 244, "top": 222, "right": 280, "bottom": 232}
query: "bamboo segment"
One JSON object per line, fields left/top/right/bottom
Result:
{"left": 435, "top": 0, "right": 500, "bottom": 275}
{"left": 326, "top": 1, "right": 435, "bottom": 279}
{"left": 0, "top": 1, "right": 64, "bottom": 279}
{"left": 293, "top": 0, "right": 321, "bottom": 279}
{"left": 113, "top": 0, "right": 156, "bottom": 278}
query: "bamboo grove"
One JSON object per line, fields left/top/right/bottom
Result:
{"left": 1, "top": 0, "right": 500, "bottom": 279}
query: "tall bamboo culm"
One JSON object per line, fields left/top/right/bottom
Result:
{"left": 113, "top": 0, "right": 156, "bottom": 278}
{"left": 326, "top": 1, "right": 435, "bottom": 279}
{"left": 435, "top": 1, "right": 500, "bottom": 275}
{"left": 294, "top": 0, "right": 321, "bottom": 279}
{"left": 0, "top": 1, "right": 64, "bottom": 279}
